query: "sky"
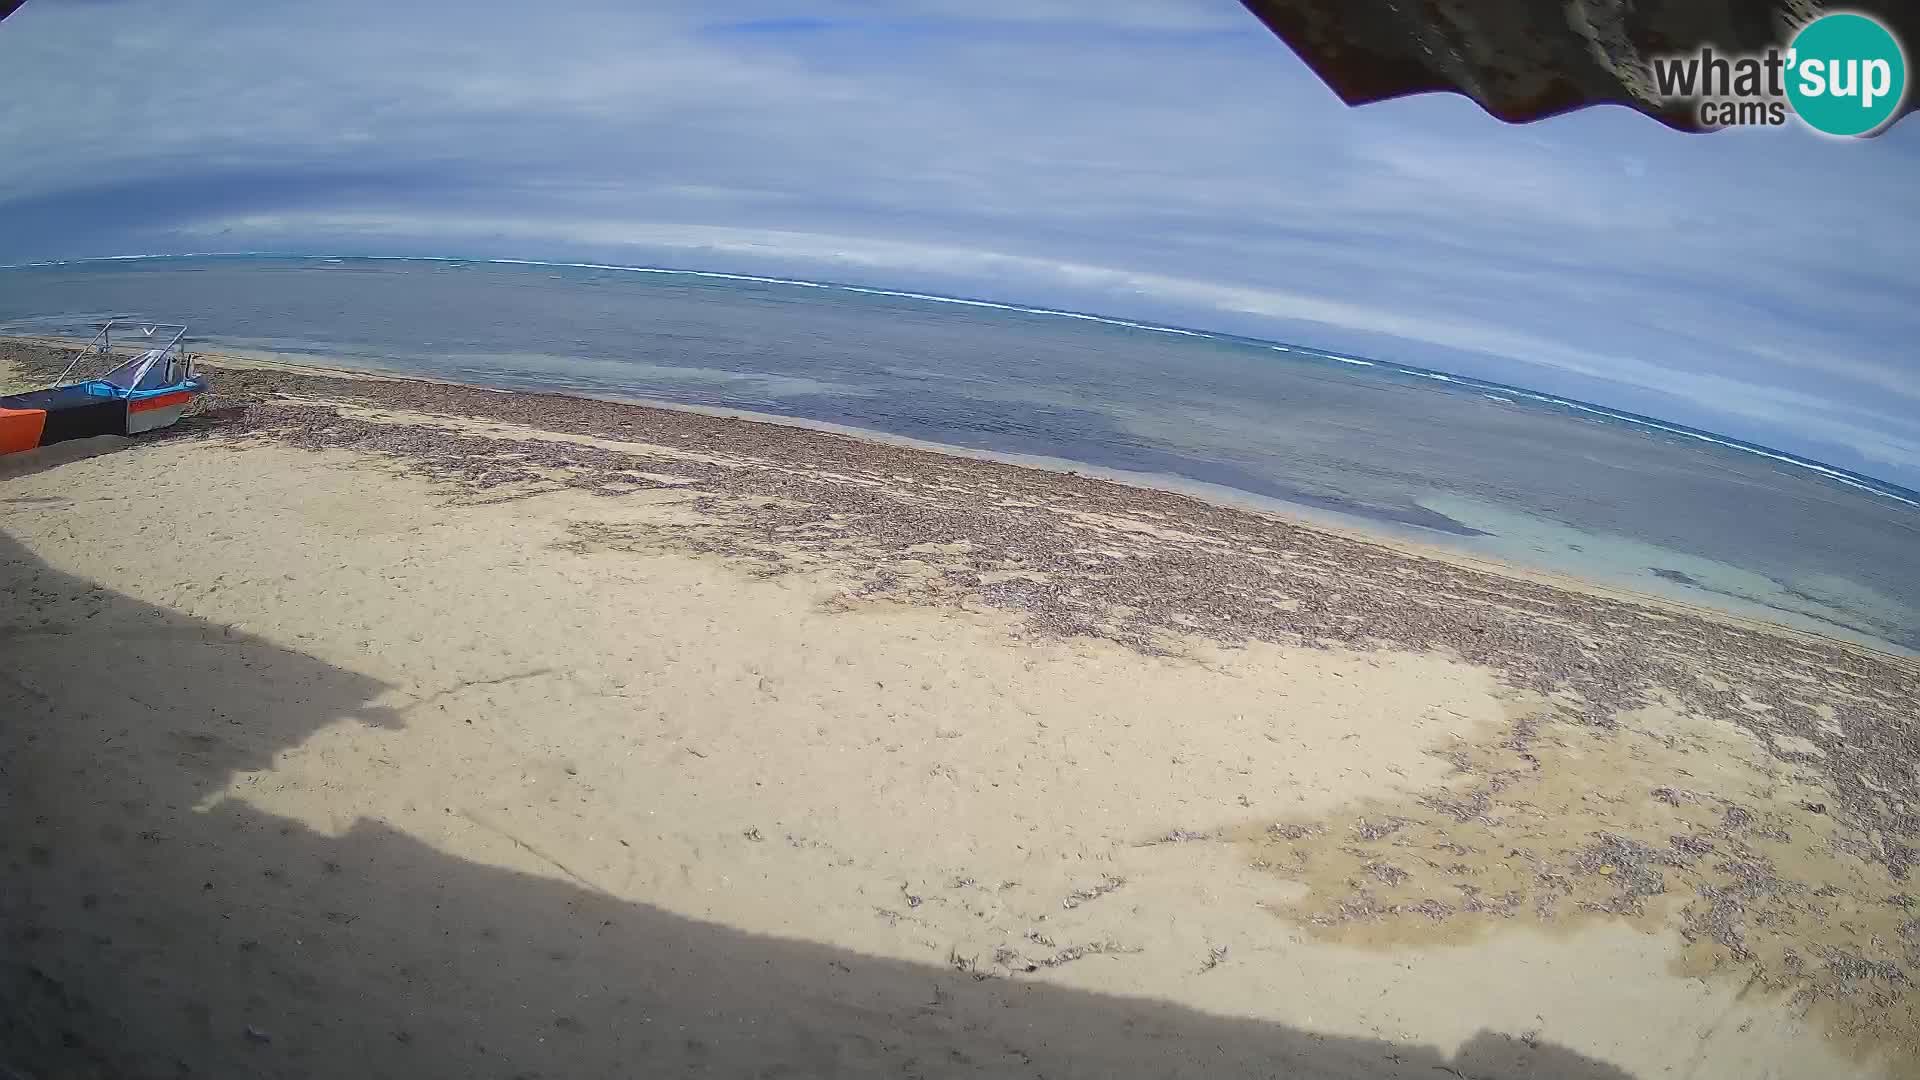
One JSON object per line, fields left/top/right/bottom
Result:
{"left": 1, "top": 0, "right": 1917, "bottom": 486}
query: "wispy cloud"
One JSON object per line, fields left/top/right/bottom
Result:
{"left": 1, "top": 0, "right": 1915, "bottom": 482}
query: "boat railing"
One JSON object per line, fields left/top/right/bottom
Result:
{"left": 46, "top": 320, "right": 192, "bottom": 394}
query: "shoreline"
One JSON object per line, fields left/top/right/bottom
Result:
{"left": 9, "top": 333, "right": 1908, "bottom": 659}
{"left": 6, "top": 337, "right": 1920, "bottom": 1077}
{"left": 177, "top": 346, "right": 1920, "bottom": 657}
{"left": 8, "top": 254, "right": 1914, "bottom": 517}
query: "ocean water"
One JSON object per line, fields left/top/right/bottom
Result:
{"left": 4, "top": 254, "right": 1917, "bottom": 654}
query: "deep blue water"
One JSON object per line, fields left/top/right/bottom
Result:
{"left": 4, "top": 255, "right": 1917, "bottom": 652}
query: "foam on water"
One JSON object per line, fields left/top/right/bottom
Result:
{"left": 6, "top": 253, "right": 1915, "bottom": 512}
{"left": 8, "top": 252, "right": 1918, "bottom": 649}
{"left": 11, "top": 251, "right": 1919, "bottom": 514}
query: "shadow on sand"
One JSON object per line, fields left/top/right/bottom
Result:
{"left": 0, "top": 529, "right": 1635, "bottom": 1079}
{"left": 0, "top": 438, "right": 140, "bottom": 485}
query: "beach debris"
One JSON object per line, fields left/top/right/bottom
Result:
{"left": 1034, "top": 940, "right": 1141, "bottom": 968}
{"left": 997, "top": 938, "right": 1140, "bottom": 973}
{"left": 1399, "top": 898, "right": 1454, "bottom": 920}
{"left": 1420, "top": 788, "right": 1498, "bottom": 824}
{"left": 1140, "top": 828, "right": 1211, "bottom": 846}
{"left": 1266, "top": 822, "right": 1321, "bottom": 840}
{"left": 1669, "top": 832, "right": 1716, "bottom": 858}
{"left": 1457, "top": 886, "right": 1525, "bottom": 917}
{"left": 1821, "top": 948, "right": 1909, "bottom": 989}
{"left": 1352, "top": 817, "right": 1408, "bottom": 841}
{"left": 1570, "top": 833, "right": 1668, "bottom": 913}
{"left": 947, "top": 947, "right": 988, "bottom": 980}
{"left": 1363, "top": 861, "right": 1411, "bottom": 886}
{"left": 741, "top": 827, "right": 763, "bottom": 842}
{"left": 993, "top": 945, "right": 1032, "bottom": 972}
{"left": 1061, "top": 874, "right": 1125, "bottom": 909}
{"left": 1200, "top": 945, "right": 1230, "bottom": 973}
{"left": 198, "top": 404, "right": 250, "bottom": 423}
{"left": 243, "top": 1026, "right": 271, "bottom": 1045}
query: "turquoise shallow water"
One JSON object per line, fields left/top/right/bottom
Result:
{"left": 4, "top": 254, "right": 1917, "bottom": 653}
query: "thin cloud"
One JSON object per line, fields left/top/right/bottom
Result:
{"left": 0, "top": 0, "right": 1914, "bottom": 483}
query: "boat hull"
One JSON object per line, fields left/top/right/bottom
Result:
{"left": 126, "top": 389, "right": 198, "bottom": 434}
{"left": 0, "top": 406, "right": 48, "bottom": 454}
{"left": 0, "top": 378, "right": 207, "bottom": 454}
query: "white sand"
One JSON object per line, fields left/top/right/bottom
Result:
{"left": 1, "top": 367, "right": 1904, "bottom": 1077}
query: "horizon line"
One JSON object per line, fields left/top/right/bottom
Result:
{"left": 4, "top": 249, "right": 1916, "bottom": 510}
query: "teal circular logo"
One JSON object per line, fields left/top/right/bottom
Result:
{"left": 1786, "top": 13, "right": 1907, "bottom": 136}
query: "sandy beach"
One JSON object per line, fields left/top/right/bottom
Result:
{"left": 4, "top": 340, "right": 1918, "bottom": 1079}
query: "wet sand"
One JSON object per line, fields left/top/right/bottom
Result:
{"left": 3, "top": 341, "right": 1918, "bottom": 1078}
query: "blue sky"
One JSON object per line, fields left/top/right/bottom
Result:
{"left": 2, "top": 0, "right": 1917, "bottom": 485}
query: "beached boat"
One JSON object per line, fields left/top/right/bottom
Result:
{"left": 0, "top": 321, "right": 209, "bottom": 454}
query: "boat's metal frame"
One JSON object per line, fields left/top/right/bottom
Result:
{"left": 45, "top": 320, "right": 195, "bottom": 389}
